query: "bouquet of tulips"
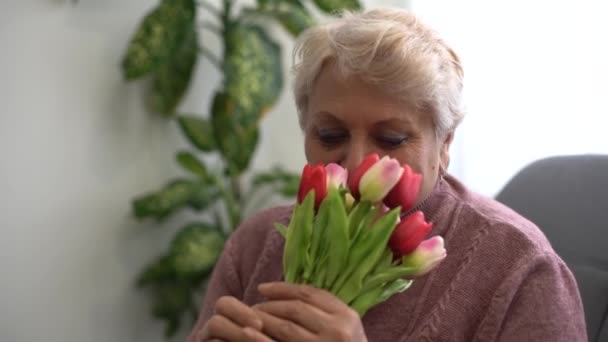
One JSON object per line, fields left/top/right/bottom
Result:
{"left": 275, "top": 154, "right": 446, "bottom": 316}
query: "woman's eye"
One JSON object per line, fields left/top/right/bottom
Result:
{"left": 317, "top": 129, "right": 347, "bottom": 146}
{"left": 377, "top": 134, "right": 408, "bottom": 148}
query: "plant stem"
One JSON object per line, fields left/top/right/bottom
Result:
{"left": 198, "top": 46, "right": 222, "bottom": 70}
{"left": 196, "top": 1, "right": 222, "bottom": 18}
{"left": 221, "top": 0, "right": 233, "bottom": 61}
{"left": 231, "top": 176, "right": 242, "bottom": 203}
{"left": 221, "top": 0, "right": 233, "bottom": 26}
{"left": 214, "top": 174, "right": 241, "bottom": 231}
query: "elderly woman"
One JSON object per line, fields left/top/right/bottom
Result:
{"left": 189, "top": 8, "right": 587, "bottom": 342}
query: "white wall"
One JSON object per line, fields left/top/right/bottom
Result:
{"left": 411, "top": 0, "right": 608, "bottom": 196}
{"left": 4, "top": 1, "right": 606, "bottom": 341}
{"left": 0, "top": 1, "right": 186, "bottom": 341}
{"left": 0, "top": 1, "right": 408, "bottom": 342}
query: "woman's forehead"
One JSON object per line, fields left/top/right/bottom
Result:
{"left": 310, "top": 107, "right": 413, "bottom": 123}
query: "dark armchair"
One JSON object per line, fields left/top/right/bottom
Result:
{"left": 496, "top": 155, "right": 608, "bottom": 342}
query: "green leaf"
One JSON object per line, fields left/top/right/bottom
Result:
{"left": 279, "top": 177, "right": 300, "bottom": 197}
{"left": 211, "top": 92, "right": 260, "bottom": 175}
{"left": 323, "top": 188, "right": 349, "bottom": 289}
{"left": 151, "top": 281, "right": 193, "bottom": 337}
{"left": 283, "top": 192, "right": 315, "bottom": 283}
{"left": 170, "top": 223, "right": 225, "bottom": 278}
{"left": 378, "top": 278, "right": 413, "bottom": 302}
{"left": 224, "top": 23, "right": 283, "bottom": 123}
{"left": 312, "top": 0, "right": 361, "bottom": 14}
{"left": 252, "top": 167, "right": 301, "bottom": 197}
{"left": 211, "top": 23, "right": 283, "bottom": 174}
{"left": 176, "top": 151, "right": 207, "bottom": 178}
{"left": 253, "top": 167, "right": 299, "bottom": 185}
{"left": 246, "top": 3, "right": 315, "bottom": 36}
{"left": 274, "top": 222, "right": 288, "bottom": 237}
{"left": 137, "top": 255, "right": 176, "bottom": 288}
{"left": 188, "top": 183, "right": 219, "bottom": 211}
{"left": 147, "top": 26, "right": 198, "bottom": 115}
{"left": 133, "top": 179, "right": 197, "bottom": 219}
{"left": 122, "top": 0, "right": 196, "bottom": 80}
{"left": 178, "top": 115, "right": 216, "bottom": 152}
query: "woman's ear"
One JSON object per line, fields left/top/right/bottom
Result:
{"left": 439, "top": 131, "right": 454, "bottom": 175}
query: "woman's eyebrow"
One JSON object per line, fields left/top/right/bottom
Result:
{"left": 374, "top": 117, "right": 413, "bottom": 127}
{"left": 311, "top": 111, "right": 345, "bottom": 125}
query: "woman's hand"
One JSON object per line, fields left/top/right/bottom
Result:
{"left": 253, "top": 282, "right": 368, "bottom": 342}
{"left": 196, "top": 296, "right": 271, "bottom": 342}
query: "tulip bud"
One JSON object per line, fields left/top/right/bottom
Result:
{"left": 384, "top": 164, "right": 422, "bottom": 213}
{"left": 326, "top": 163, "right": 348, "bottom": 190}
{"left": 388, "top": 211, "right": 432, "bottom": 257}
{"left": 401, "top": 236, "right": 446, "bottom": 277}
{"left": 348, "top": 154, "right": 380, "bottom": 200}
{"left": 297, "top": 163, "right": 327, "bottom": 209}
{"left": 344, "top": 192, "right": 355, "bottom": 211}
{"left": 359, "top": 156, "right": 404, "bottom": 203}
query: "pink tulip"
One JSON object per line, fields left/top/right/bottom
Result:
{"left": 326, "top": 163, "right": 348, "bottom": 190}
{"left": 358, "top": 156, "right": 404, "bottom": 203}
{"left": 401, "top": 236, "right": 447, "bottom": 277}
{"left": 348, "top": 154, "right": 380, "bottom": 200}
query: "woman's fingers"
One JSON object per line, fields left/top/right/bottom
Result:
{"left": 254, "top": 300, "right": 329, "bottom": 333}
{"left": 243, "top": 327, "right": 275, "bottom": 342}
{"left": 214, "top": 296, "right": 263, "bottom": 330}
{"left": 254, "top": 308, "right": 318, "bottom": 342}
{"left": 204, "top": 315, "right": 248, "bottom": 341}
{"left": 258, "top": 282, "right": 349, "bottom": 314}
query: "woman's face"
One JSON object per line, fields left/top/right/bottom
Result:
{"left": 303, "top": 64, "right": 453, "bottom": 204}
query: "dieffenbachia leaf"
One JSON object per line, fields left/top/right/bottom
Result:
{"left": 146, "top": 26, "right": 199, "bottom": 115}
{"left": 312, "top": 0, "right": 360, "bottom": 14}
{"left": 122, "top": 0, "right": 196, "bottom": 80}
{"left": 211, "top": 92, "right": 260, "bottom": 175}
{"left": 176, "top": 151, "right": 207, "bottom": 178}
{"left": 178, "top": 115, "right": 216, "bottom": 152}
{"left": 224, "top": 23, "right": 283, "bottom": 124}
{"left": 170, "top": 223, "right": 225, "bottom": 278}
{"left": 246, "top": 1, "right": 315, "bottom": 36}
{"left": 132, "top": 179, "right": 218, "bottom": 219}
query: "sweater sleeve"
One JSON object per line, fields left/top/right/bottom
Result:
{"left": 186, "top": 237, "right": 242, "bottom": 342}
{"left": 474, "top": 252, "right": 587, "bottom": 342}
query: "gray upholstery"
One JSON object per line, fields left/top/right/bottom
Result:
{"left": 496, "top": 154, "right": 608, "bottom": 342}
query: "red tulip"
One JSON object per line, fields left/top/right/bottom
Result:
{"left": 297, "top": 163, "right": 327, "bottom": 208}
{"left": 384, "top": 164, "right": 422, "bottom": 213}
{"left": 347, "top": 153, "right": 380, "bottom": 200}
{"left": 388, "top": 211, "right": 432, "bottom": 257}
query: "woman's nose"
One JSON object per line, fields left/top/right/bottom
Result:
{"left": 340, "top": 142, "right": 373, "bottom": 175}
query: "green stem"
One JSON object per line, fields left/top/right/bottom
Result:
{"left": 360, "top": 267, "right": 416, "bottom": 294}
{"left": 229, "top": 175, "right": 243, "bottom": 228}
{"left": 221, "top": 0, "right": 233, "bottom": 60}
{"left": 222, "top": 0, "right": 233, "bottom": 26}
{"left": 213, "top": 175, "right": 241, "bottom": 232}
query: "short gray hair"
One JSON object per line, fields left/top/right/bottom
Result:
{"left": 292, "top": 8, "right": 465, "bottom": 135}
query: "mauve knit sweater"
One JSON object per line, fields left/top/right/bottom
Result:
{"left": 188, "top": 175, "right": 587, "bottom": 341}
